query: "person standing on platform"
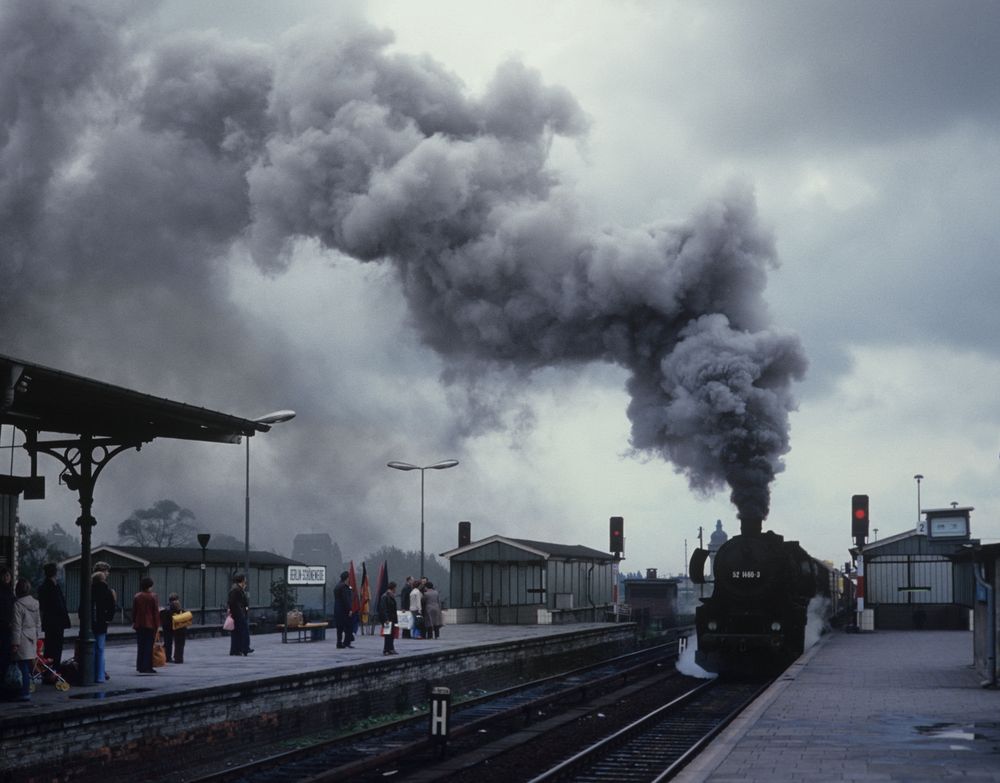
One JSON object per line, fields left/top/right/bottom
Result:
{"left": 162, "top": 592, "right": 186, "bottom": 663}
{"left": 38, "top": 562, "right": 71, "bottom": 667}
{"left": 399, "top": 576, "right": 413, "bottom": 639}
{"left": 11, "top": 577, "right": 40, "bottom": 702}
{"left": 0, "top": 567, "right": 14, "bottom": 683}
{"left": 408, "top": 580, "right": 424, "bottom": 638}
{"left": 379, "top": 582, "right": 399, "bottom": 656}
{"left": 333, "top": 571, "right": 354, "bottom": 648}
{"left": 228, "top": 574, "right": 252, "bottom": 656}
{"left": 422, "top": 581, "right": 443, "bottom": 639}
{"left": 132, "top": 576, "right": 159, "bottom": 674}
{"left": 91, "top": 570, "right": 117, "bottom": 683}
{"left": 94, "top": 561, "right": 117, "bottom": 679}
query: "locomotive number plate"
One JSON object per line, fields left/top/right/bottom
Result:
{"left": 732, "top": 570, "right": 761, "bottom": 579}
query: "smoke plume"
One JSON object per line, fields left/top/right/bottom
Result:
{"left": 0, "top": 2, "right": 806, "bottom": 530}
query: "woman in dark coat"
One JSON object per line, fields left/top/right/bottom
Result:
{"left": 227, "top": 574, "right": 252, "bottom": 656}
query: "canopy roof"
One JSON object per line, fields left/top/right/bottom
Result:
{"left": 441, "top": 535, "right": 614, "bottom": 562}
{"left": 0, "top": 352, "right": 268, "bottom": 445}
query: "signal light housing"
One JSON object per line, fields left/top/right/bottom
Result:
{"left": 851, "top": 494, "right": 870, "bottom": 540}
{"left": 610, "top": 516, "right": 624, "bottom": 554}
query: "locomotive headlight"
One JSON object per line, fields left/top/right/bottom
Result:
{"left": 707, "top": 621, "right": 718, "bottom": 631}
{"left": 770, "top": 622, "right": 782, "bottom": 632}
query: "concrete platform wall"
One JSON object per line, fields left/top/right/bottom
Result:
{"left": 5, "top": 624, "right": 637, "bottom": 782}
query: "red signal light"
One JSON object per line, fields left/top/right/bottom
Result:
{"left": 851, "top": 495, "right": 869, "bottom": 540}
{"left": 609, "top": 516, "right": 624, "bottom": 554}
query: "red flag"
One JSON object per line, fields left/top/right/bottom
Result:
{"left": 360, "top": 562, "right": 371, "bottom": 626}
{"left": 348, "top": 561, "right": 360, "bottom": 614}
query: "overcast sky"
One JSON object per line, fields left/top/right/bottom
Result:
{"left": 3, "top": 0, "right": 999, "bottom": 573}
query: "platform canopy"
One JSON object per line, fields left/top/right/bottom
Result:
{"left": 0, "top": 352, "right": 271, "bottom": 444}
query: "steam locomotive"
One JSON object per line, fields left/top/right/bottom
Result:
{"left": 689, "top": 521, "right": 847, "bottom": 677}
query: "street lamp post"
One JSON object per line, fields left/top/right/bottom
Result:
{"left": 197, "top": 532, "right": 211, "bottom": 625}
{"left": 387, "top": 459, "right": 459, "bottom": 576}
{"left": 914, "top": 474, "right": 924, "bottom": 531}
{"left": 245, "top": 410, "right": 296, "bottom": 593}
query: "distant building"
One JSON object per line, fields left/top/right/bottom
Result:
{"left": 623, "top": 576, "right": 678, "bottom": 630}
{"left": 708, "top": 520, "right": 728, "bottom": 561}
{"left": 440, "top": 535, "right": 614, "bottom": 625}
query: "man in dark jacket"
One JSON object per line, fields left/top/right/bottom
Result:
{"left": 332, "top": 571, "right": 354, "bottom": 648}
{"left": 378, "top": 582, "right": 398, "bottom": 656}
{"left": 38, "top": 562, "right": 71, "bottom": 666}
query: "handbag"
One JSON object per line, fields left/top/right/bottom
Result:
{"left": 223, "top": 611, "right": 235, "bottom": 632}
{"left": 172, "top": 610, "right": 193, "bottom": 630}
{"left": 4, "top": 663, "right": 21, "bottom": 691}
{"left": 397, "top": 610, "right": 414, "bottom": 631}
{"left": 152, "top": 631, "right": 167, "bottom": 667}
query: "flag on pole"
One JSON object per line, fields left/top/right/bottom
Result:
{"left": 374, "top": 560, "right": 389, "bottom": 622}
{"left": 348, "top": 561, "right": 360, "bottom": 634}
{"left": 360, "top": 562, "right": 371, "bottom": 630}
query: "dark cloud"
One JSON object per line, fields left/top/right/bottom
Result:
{"left": 1, "top": 1, "right": 806, "bottom": 546}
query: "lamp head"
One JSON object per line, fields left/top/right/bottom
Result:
{"left": 387, "top": 461, "right": 419, "bottom": 471}
{"left": 254, "top": 409, "right": 296, "bottom": 425}
{"left": 428, "top": 459, "right": 459, "bottom": 470}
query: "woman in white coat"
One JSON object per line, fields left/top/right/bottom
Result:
{"left": 11, "top": 577, "right": 41, "bottom": 702}
{"left": 408, "top": 583, "right": 424, "bottom": 638}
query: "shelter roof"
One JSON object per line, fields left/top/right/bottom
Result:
{"left": 440, "top": 535, "right": 613, "bottom": 561}
{"left": 59, "top": 544, "right": 304, "bottom": 569}
{"left": 850, "top": 528, "right": 980, "bottom": 557}
{"left": 0, "top": 352, "right": 269, "bottom": 445}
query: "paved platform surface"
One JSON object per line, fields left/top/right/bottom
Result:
{"left": 11, "top": 622, "right": 611, "bottom": 713}
{"left": 677, "top": 630, "right": 1000, "bottom": 783}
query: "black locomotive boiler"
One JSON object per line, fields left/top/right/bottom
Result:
{"left": 689, "top": 520, "right": 833, "bottom": 677}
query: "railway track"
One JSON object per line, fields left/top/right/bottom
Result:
{"left": 186, "top": 637, "right": 688, "bottom": 783}
{"left": 528, "top": 678, "right": 772, "bottom": 782}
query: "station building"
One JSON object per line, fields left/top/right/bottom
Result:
{"left": 622, "top": 572, "right": 678, "bottom": 630}
{"left": 853, "top": 506, "right": 978, "bottom": 631}
{"left": 440, "top": 534, "right": 615, "bottom": 624}
{"left": 60, "top": 544, "right": 305, "bottom": 623}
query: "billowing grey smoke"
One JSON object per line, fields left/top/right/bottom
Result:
{"left": 247, "top": 26, "right": 808, "bottom": 524}
{"left": 0, "top": 2, "right": 806, "bottom": 528}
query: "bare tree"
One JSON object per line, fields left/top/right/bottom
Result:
{"left": 117, "top": 500, "right": 198, "bottom": 547}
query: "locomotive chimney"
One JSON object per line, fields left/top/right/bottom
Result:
{"left": 740, "top": 516, "right": 763, "bottom": 536}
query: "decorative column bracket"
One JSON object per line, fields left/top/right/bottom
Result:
{"left": 20, "top": 429, "right": 145, "bottom": 686}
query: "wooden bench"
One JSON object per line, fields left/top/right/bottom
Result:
{"left": 276, "top": 622, "right": 329, "bottom": 643}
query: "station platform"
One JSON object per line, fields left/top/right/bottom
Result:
{"left": 6, "top": 621, "right": 617, "bottom": 711}
{"left": 1, "top": 621, "right": 635, "bottom": 782}
{"left": 677, "top": 630, "right": 1000, "bottom": 783}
